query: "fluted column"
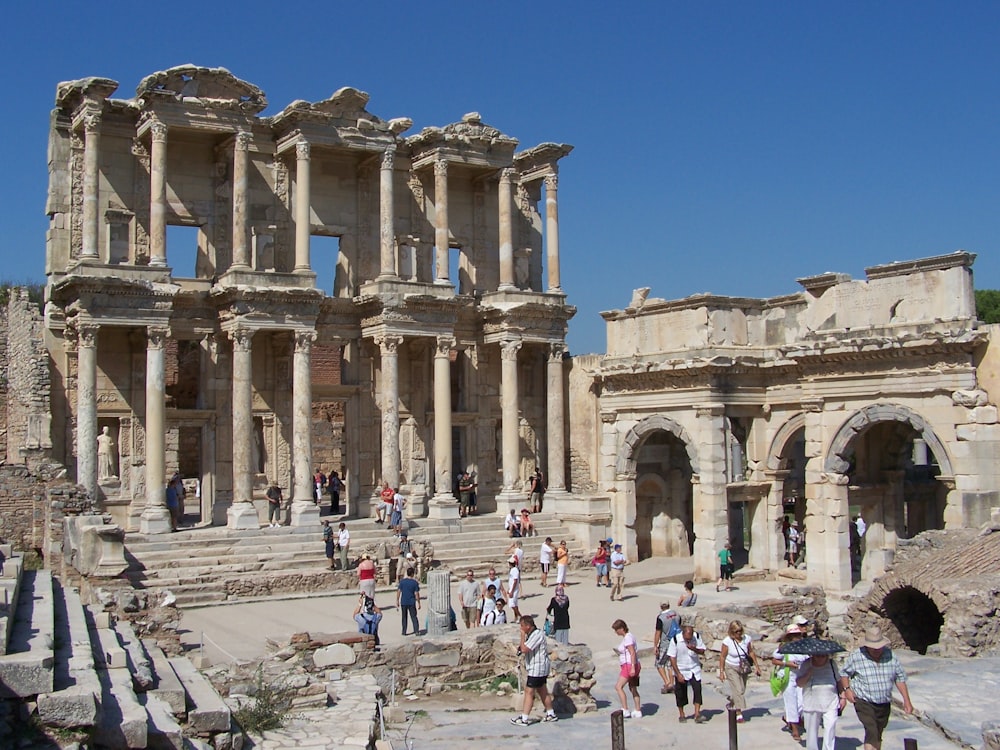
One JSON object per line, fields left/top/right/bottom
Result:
{"left": 498, "top": 168, "right": 516, "bottom": 290}
{"left": 76, "top": 325, "right": 98, "bottom": 495}
{"left": 140, "top": 327, "right": 172, "bottom": 534}
{"left": 378, "top": 335, "right": 403, "bottom": 490}
{"left": 544, "top": 173, "right": 562, "bottom": 292}
{"left": 290, "top": 329, "right": 320, "bottom": 526}
{"left": 228, "top": 327, "right": 259, "bottom": 529}
{"left": 433, "top": 159, "right": 450, "bottom": 284}
{"left": 428, "top": 336, "right": 459, "bottom": 518}
{"left": 377, "top": 146, "right": 397, "bottom": 280}
{"left": 294, "top": 139, "right": 312, "bottom": 272}
{"left": 546, "top": 343, "right": 567, "bottom": 492}
{"left": 149, "top": 119, "right": 168, "bottom": 267}
{"left": 81, "top": 113, "right": 102, "bottom": 260}
{"left": 498, "top": 339, "right": 522, "bottom": 508}
{"left": 231, "top": 130, "right": 251, "bottom": 269}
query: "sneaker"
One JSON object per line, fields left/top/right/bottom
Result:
{"left": 736, "top": 713, "right": 745, "bottom": 723}
{"left": 622, "top": 711, "right": 632, "bottom": 719}
{"left": 695, "top": 715, "right": 707, "bottom": 724}
{"left": 510, "top": 716, "right": 531, "bottom": 726}
{"left": 678, "top": 715, "right": 687, "bottom": 723}
{"left": 630, "top": 710, "right": 642, "bottom": 719}
{"left": 543, "top": 714, "right": 558, "bottom": 722}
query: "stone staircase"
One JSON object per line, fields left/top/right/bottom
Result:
{"left": 0, "top": 548, "right": 235, "bottom": 749}
{"left": 122, "top": 512, "right": 588, "bottom": 607}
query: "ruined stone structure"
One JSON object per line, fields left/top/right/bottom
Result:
{"left": 575, "top": 252, "right": 1000, "bottom": 590}
{"left": 43, "top": 66, "right": 573, "bottom": 534}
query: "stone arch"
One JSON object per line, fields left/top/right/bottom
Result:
{"left": 617, "top": 415, "right": 699, "bottom": 477}
{"left": 824, "top": 402, "right": 953, "bottom": 476}
{"left": 766, "top": 412, "right": 806, "bottom": 471}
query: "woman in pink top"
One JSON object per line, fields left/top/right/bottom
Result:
{"left": 613, "top": 619, "right": 642, "bottom": 719}
{"left": 357, "top": 554, "right": 377, "bottom": 599}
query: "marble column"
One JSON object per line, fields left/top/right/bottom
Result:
{"left": 545, "top": 342, "right": 567, "bottom": 494}
{"left": 428, "top": 336, "right": 459, "bottom": 519}
{"left": 228, "top": 327, "right": 259, "bottom": 529}
{"left": 433, "top": 159, "right": 450, "bottom": 285}
{"left": 140, "top": 327, "right": 172, "bottom": 534}
{"left": 81, "top": 112, "right": 102, "bottom": 261}
{"left": 377, "top": 145, "right": 397, "bottom": 280}
{"left": 544, "top": 174, "right": 562, "bottom": 293}
{"left": 149, "top": 119, "right": 168, "bottom": 268}
{"left": 692, "top": 403, "right": 727, "bottom": 580}
{"left": 497, "top": 339, "right": 522, "bottom": 509}
{"left": 294, "top": 139, "right": 312, "bottom": 272}
{"left": 378, "top": 335, "right": 403, "bottom": 491}
{"left": 231, "top": 130, "right": 251, "bottom": 270}
{"left": 763, "top": 469, "right": 790, "bottom": 571}
{"left": 291, "top": 329, "right": 320, "bottom": 526}
{"left": 498, "top": 167, "right": 516, "bottom": 290}
{"left": 76, "top": 325, "right": 98, "bottom": 496}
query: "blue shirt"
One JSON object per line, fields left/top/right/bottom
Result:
{"left": 398, "top": 577, "right": 420, "bottom": 606}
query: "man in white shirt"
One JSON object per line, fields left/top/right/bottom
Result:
{"left": 667, "top": 624, "right": 707, "bottom": 723}
{"left": 539, "top": 537, "right": 554, "bottom": 588}
{"left": 503, "top": 556, "right": 522, "bottom": 619}
{"left": 337, "top": 522, "right": 351, "bottom": 571}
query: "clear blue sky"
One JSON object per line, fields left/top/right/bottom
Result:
{"left": 2, "top": 1, "right": 997, "bottom": 354}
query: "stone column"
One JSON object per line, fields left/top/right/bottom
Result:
{"left": 809, "top": 471, "right": 852, "bottom": 591}
{"left": 544, "top": 173, "right": 562, "bottom": 293}
{"left": 498, "top": 167, "right": 516, "bottom": 290}
{"left": 692, "top": 403, "right": 727, "bottom": 580}
{"left": 497, "top": 339, "right": 523, "bottom": 510}
{"left": 81, "top": 113, "right": 102, "bottom": 261}
{"left": 377, "top": 335, "right": 403, "bottom": 491}
{"left": 290, "top": 329, "right": 320, "bottom": 527}
{"left": 228, "top": 327, "right": 259, "bottom": 529}
{"left": 377, "top": 145, "right": 397, "bottom": 280}
{"left": 76, "top": 325, "right": 98, "bottom": 496}
{"left": 433, "top": 159, "right": 450, "bottom": 285}
{"left": 140, "top": 327, "right": 172, "bottom": 534}
{"left": 545, "top": 342, "right": 567, "bottom": 494}
{"left": 763, "top": 469, "right": 790, "bottom": 570}
{"left": 149, "top": 120, "right": 168, "bottom": 268}
{"left": 426, "top": 569, "right": 453, "bottom": 636}
{"left": 428, "top": 336, "right": 459, "bottom": 519}
{"left": 231, "top": 130, "right": 251, "bottom": 270}
{"left": 294, "top": 139, "right": 312, "bottom": 273}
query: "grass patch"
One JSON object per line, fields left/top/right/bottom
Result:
{"left": 22, "top": 550, "right": 44, "bottom": 571}
{"left": 232, "top": 667, "right": 290, "bottom": 735}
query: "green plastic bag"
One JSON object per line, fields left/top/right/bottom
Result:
{"left": 770, "top": 665, "right": 791, "bottom": 696}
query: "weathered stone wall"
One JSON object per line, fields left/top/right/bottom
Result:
{"left": 0, "top": 463, "right": 69, "bottom": 554}
{"left": 4, "top": 289, "right": 50, "bottom": 467}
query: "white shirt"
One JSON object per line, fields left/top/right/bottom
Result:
{"left": 539, "top": 542, "right": 554, "bottom": 565}
{"left": 856, "top": 517, "right": 867, "bottom": 537}
{"left": 616, "top": 632, "right": 638, "bottom": 666}
{"left": 667, "top": 631, "right": 706, "bottom": 679}
{"left": 722, "top": 634, "right": 753, "bottom": 668}
{"left": 338, "top": 528, "right": 350, "bottom": 548}
{"left": 506, "top": 566, "right": 520, "bottom": 597}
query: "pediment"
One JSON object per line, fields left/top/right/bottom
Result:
{"left": 135, "top": 65, "right": 267, "bottom": 114}
{"left": 408, "top": 112, "right": 518, "bottom": 151}
{"left": 273, "top": 87, "right": 412, "bottom": 135}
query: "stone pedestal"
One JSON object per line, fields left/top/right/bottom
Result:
{"left": 426, "top": 570, "right": 452, "bottom": 636}
{"left": 226, "top": 503, "right": 260, "bottom": 530}
{"left": 426, "top": 498, "right": 460, "bottom": 521}
{"left": 290, "top": 500, "right": 320, "bottom": 527}
{"left": 139, "top": 507, "right": 173, "bottom": 536}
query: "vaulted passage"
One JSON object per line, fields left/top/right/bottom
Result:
{"left": 882, "top": 586, "right": 943, "bottom": 655}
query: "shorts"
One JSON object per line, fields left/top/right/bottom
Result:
{"left": 655, "top": 647, "right": 671, "bottom": 667}
{"left": 619, "top": 661, "right": 641, "bottom": 684}
{"left": 854, "top": 700, "right": 891, "bottom": 746}
{"left": 595, "top": 563, "right": 608, "bottom": 576}
{"left": 508, "top": 593, "right": 519, "bottom": 608}
{"left": 540, "top": 562, "right": 551, "bottom": 574}
{"left": 390, "top": 510, "right": 402, "bottom": 527}
{"left": 675, "top": 676, "right": 702, "bottom": 708}
{"left": 525, "top": 675, "right": 547, "bottom": 689}
{"left": 462, "top": 606, "right": 479, "bottom": 626}
{"left": 721, "top": 563, "right": 734, "bottom": 579}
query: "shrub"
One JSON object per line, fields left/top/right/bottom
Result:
{"left": 232, "top": 667, "right": 290, "bottom": 735}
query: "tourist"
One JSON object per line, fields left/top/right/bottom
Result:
{"left": 504, "top": 509, "right": 521, "bottom": 537}
{"left": 265, "top": 482, "right": 283, "bottom": 528}
{"left": 466, "top": 471, "right": 478, "bottom": 515}
{"left": 653, "top": 602, "right": 680, "bottom": 693}
{"left": 519, "top": 508, "right": 535, "bottom": 537}
{"left": 772, "top": 624, "right": 807, "bottom": 741}
{"left": 593, "top": 539, "right": 609, "bottom": 587}
{"left": 480, "top": 567, "right": 503, "bottom": 602}
{"left": 505, "top": 539, "right": 525, "bottom": 568}
{"left": 357, "top": 553, "right": 377, "bottom": 599}
{"left": 555, "top": 540, "right": 570, "bottom": 586}
{"left": 546, "top": 584, "right": 571, "bottom": 644}
{"left": 609, "top": 543, "right": 627, "bottom": 601}
{"left": 458, "top": 471, "right": 474, "bottom": 517}
{"left": 539, "top": 536, "right": 554, "bottom": 587}
{"left": 787, "top": 520, "right": 801, "bottom": 567}
{"left": 716, "top": 541, "right": 734, "bottom": 591}
{"left": 390, "top": 487, "right": 406, "bottom": 531}
{"left": 678, "top": 579, "right": 697, "bottom": 606}
{"left": 377, "top": 481, "right": 394, "bottom": 524}
{"left": 328, "top": 470, "right": 343, "bottom": 514}
{"left": 797, "top": 652, "right": 846, "bottom": 750}
{"left": 457, "top": 569, "right": 481, "bottom": 629}
{"left": 503, "top": 555, "right": 522, "bottom": 619}
{"left": 321, "top": 520, "right": 335, "bottom": 569}
{"left": 480, "top": 584, "right": 500, "bottom": 625}
{"left": 491, "top": 597, "right": 508, "bottom": 625}
{"left": 510, "top": 615, "right": 558, "bottom": 726}
{"left": 397, "top": 566, "right": 421, "bottom": 636}
{"left": 165, "top": 478, "right": 179, "bottom": 532}
{"left": 719, "top": 619, "right": 761, "bottom": 723}
{"left": 353, "top": 594, "right": 382, "bottom": 646}
{"left": 839, "top": 626, "right": 913, "bottom": 750}
{"left": 337, "top": 522, "right": 351, "bottom": 571}
{"left": 668, "top": 623, "right": 707, "bottom": 723}
{"left": 313, "top": 467, "right": 327, "bottom": 503}
{"left": 612, "top": 619, "right": 642, "bottom": 719}
{"left": 528, "top": 468, "right": 546, "bottom": 513}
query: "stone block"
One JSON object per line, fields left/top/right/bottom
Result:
{"left": 145, "top": 692, "right": 184, "bottom": 749}
{"left": 37, "top": 686, "right": 99, "bottom": 728}
{"left": 93, "top": 627, "right": 127, "bottom": 670}
{"left": 143, "top": 639, "right": 186, "bottom": 716}
{"left": 971, "top": 405, "right": 999, "bottom": 424}
{"left": 169, "top": 656, "right": 231, "bottom": 733}
{"left": 0, "top": 651, "right": 55, "bottom": 697}
{"left": 313, "top": 643, "right": 356, "bottom": 668}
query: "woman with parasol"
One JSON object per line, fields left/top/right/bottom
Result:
{"left": 785, "top": 636, "right": 848, "bottom": 750}
{"left": 772, "top": 624, "right": 807, "bottom": 741}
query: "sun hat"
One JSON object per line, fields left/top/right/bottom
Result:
{"left": 781, "top": 624, "right": 803, "bottom": 639}
{"left": 861, "top": 626, "right": 890, "bottom": 650}
{"left": 792, "top": 615, "right": 810, "bottom": 627}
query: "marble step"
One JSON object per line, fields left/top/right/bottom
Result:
{"left": 0, "top": 569, "right": 54, "bottom": 697}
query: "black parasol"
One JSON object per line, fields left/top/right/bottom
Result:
{"left": 777, "top": 637, "right": 846, "bottom": 656}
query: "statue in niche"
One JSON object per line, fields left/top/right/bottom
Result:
{"left": 97, "top": 425, "right": 118, "bottom": 481}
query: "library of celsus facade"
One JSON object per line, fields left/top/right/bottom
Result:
{"left": 573, "top": 252, "right": 1000, "bottom": 590}
{"left": 42, "top": 66, "right": 574, "bottom": 534}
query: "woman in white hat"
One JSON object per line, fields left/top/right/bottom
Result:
{"left": 786, "top": 519, "right": 801, "bottom": 567}
{"left": 772, "top": 624, "right": 807, "bottom": 741}
{"left": 797, "top": 650, "right": 846, "bottom": 750}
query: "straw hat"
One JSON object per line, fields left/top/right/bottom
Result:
{"left": 862, "top": 626, "right": 890, "bottom": 650}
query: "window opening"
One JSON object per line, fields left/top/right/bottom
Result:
{"left": 166, "top": 225, "right": 202, "bottom": 279}
{"left": 311, "top": 234, "right": 340, "bottom": 296}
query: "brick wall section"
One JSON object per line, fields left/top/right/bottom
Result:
{"left": 0, "top": 462, "right": 71, "bottom": 554}
{"left": 5, "top": 289, "right": 50, "bottom": 464}
{"left": 311, "top": 344, "right": 342, "bottom": 386}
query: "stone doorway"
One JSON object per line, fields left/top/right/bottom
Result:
{"left": 633, "top": 431, "right": 694, "bottom": 561}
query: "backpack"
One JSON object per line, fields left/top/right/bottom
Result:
{"left": 659, "top": 611, "right": 681, "bottom": 642}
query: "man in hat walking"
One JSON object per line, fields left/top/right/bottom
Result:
{"left": 839, "top": 627, "right": 913, "bottom": 750}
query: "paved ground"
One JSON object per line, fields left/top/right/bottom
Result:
{"left": 177, "top": 558, "right": 981, "bottom": 749}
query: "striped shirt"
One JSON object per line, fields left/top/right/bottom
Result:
{"left": 842, "top": 648, "right": 906, "bottom": 704}
{"left": 523, "top": 627, "right": 551, "bottom": 678}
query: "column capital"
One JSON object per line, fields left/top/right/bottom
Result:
{"left": 375, "top": 334, "right": 404, "bottom": 354}
{"left": 544, "top": 173, "right": 558, "bottom": 191}
{"left": 294, "top": 328, "right": 317, "bottom": 353}
{"left": 296, "top": 139, "right": 311, "bottom": 160}
{"left": 600, "top": 410, "right": 617, "bottom": 424}
{"left": 435, "top": 335, "right": 456, "bottom": 357}
{"left": 499, "top": 167, "right": 515, "bottom": 184}
{"left": 149, "top": 119, "right": 168, "bottom": 143}
{"left": 228, "top": 327, "right": 254, "bottom": 352}
{"left": 547, "top": 342, "right": 567, "bottom": 362}
{"left": 77, "top": 324, "right": 99, "bottom": 349}
{"left": 235, "top": 130, "right": 252, "bottom": 151}
{"left": 434, "top": 158, "right": 448, "bottom": 177}
{"left": 500, "top": 339, "right": 522, "bottom": 361}
{"left": 83, "top": 112, "right": 102, "bottom": 133}
{"left": 381, "top": 144, "right": 396, "bottom": 170}
{"left": 146, "top": 326, "right": 169, "bottom": 349}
